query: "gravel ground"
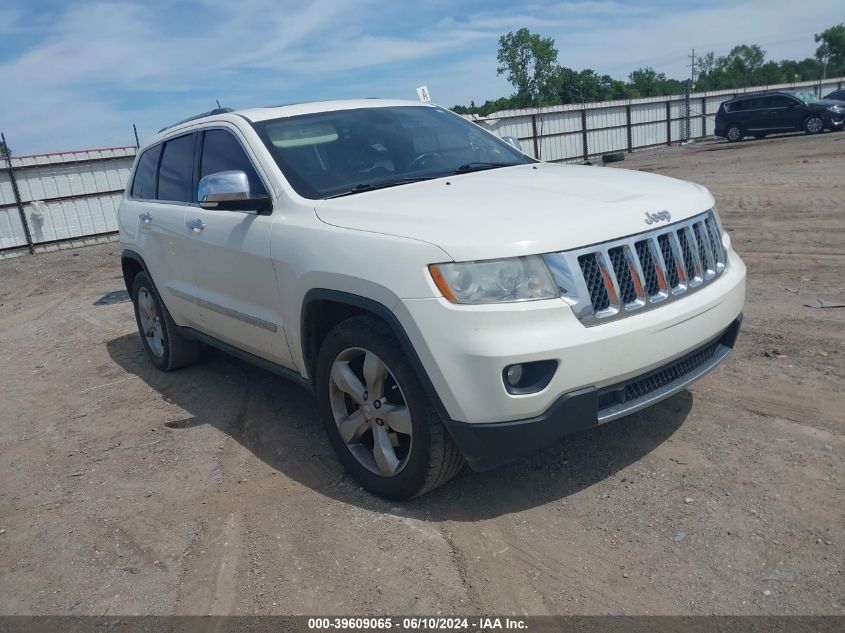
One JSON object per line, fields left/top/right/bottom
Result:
{"left": 0, "top": 131, "right": 842, "bottom": 616}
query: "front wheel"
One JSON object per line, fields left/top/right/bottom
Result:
{"left": 316, "top": 315, "right": 463, "bottom": 499}
{"left": 804, "top": 115, "right": 824, "bottom": 134}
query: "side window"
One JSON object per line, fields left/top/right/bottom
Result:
{"left": 200, "top": 129, "right": 267, "bottom": 197}
{"left": 130, "top": 144, "right": 160, "bottom": 199}
{"left": 727, "top": 99, "right": 745, "bottom": 112}
{"left": 157, "top": 134, "right": 196, "bottom": 203}
{"left": 770, "top": 96, "right": 796, "bottom": 108}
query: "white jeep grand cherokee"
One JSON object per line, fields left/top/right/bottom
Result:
{"left": 119, "top": 100, "right": 745, "bottom": 499}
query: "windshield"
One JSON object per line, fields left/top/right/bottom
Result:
{"left": 251, "top": 106, "right": 532, "bottom": 199}
{"left": 792, "top": 90, "right": 821, "bottom": 104}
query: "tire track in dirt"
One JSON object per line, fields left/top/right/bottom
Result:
{"left": 173, "top": 377, "right": 253, "bottom": 617}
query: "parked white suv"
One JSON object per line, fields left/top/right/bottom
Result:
{"left": 119, "top": 100, "right": 745, "bottom": 499}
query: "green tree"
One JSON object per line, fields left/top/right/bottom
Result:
{"left": 451, "top": 23, "right": 845, "bottom": 115}
{"left": 496, "top": 28, "right": 559, "bottom": 107}
{"left": 815, "top": 23, "right": 845, "bottom": 75}
{"left": 628, "top": 67, "right": 663, "bottom": 97}
{"left": 0, "top": 140, "right": 10, "bottom": 158}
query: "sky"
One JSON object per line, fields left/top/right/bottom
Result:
{"left": 1, "top": 0, "right": 842, "bottom": 155}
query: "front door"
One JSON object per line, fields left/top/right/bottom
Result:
{"left": 185, "top": 126, "right": 293, "bottom": 367}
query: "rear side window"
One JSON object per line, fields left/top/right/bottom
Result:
{"left": 769, "top": 96, "right": 796, "bottom": 107}
{"left": 749, "top": 97, "right": 774, "bottom": 109}
{"left": 130, "top": 144, "right": 160, "bottom": 199}
{"left": 199, "top": 129, "right": 267, "bottom": 197}
{"left": 726, "top": 99, "right": 746, "bottom": 112}
{"left": 157, "top": 134, "right": 196, "bottom": 203}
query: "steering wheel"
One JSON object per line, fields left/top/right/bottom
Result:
{"left": 407, "top": 152, "right": 441, "bottom": 171}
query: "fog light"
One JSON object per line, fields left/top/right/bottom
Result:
{"left": 502, "top": 360, "right": 558, "bottom": 395}
{"left": 505, "top": 364, "right": 524, "bottom": 386}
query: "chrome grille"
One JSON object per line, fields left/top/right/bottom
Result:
{"left": 544, "top": 210, "right": 727, "bottom": 326}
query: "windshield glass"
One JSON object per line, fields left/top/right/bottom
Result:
{"left": 251, "top": 106, "right": 531, "bottom": 199}
{"left": 792, "top": 90, "right": 821, "bottom": 104}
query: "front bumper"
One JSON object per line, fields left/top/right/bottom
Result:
{"left": 446, "top": 315, "right": 741, "bottom": 471}
{"left": 396, "top": 246, "right": 746, "bottom": 425}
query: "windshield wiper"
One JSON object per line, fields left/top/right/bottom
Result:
{"left": 453, "top": 162, "right": 518, "bottom": 174}
{"left": 324, "top": 176, "right": 437, "bottom": 199}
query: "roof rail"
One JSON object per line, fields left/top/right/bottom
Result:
{"left": 158, "top": 108, "right": 235, "bottom": 133}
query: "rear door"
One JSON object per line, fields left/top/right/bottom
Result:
{"left": 742, "top": 96, "right": 773, "bottom": 132}
{"left": 185, "top": 126, "right": 293, "bottom": 367}
{"left": 128, "top": 134, "right": 200, "bottom": 327}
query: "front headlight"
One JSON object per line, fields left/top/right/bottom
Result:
{"left": 429, "top": 255, "right": 558, "bottom": 304}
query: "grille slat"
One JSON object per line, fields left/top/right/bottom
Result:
{"left": 609, "top": 246, "right": 637, "bottom": 305}
{"left": 693, "top": 222, "right": 712, "bottom": 272}
{"left": 704, "top": 217, "right": 725, "bottom": 271}
{"left": 677, "top": 228, "right": 696, "bottom": 280}
{"left": 635, "top": 240, "right": 660, "bottom": 296}
{"left": 658, "top": 233, "right": 680, "bottom": 288}
{"left": 578, "top": 253, "right": 610, "bottom": 312}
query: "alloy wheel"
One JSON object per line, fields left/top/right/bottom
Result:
{"left": 137, "top": 287, "right": 165, "bottom": 358}
{"left": 806, "top": 116, "right": 823, "bottom": 133}
{"left": 328, "top": 347, "right": 413, "bottom": 477}
{"left": 727, "top": 126, "right": 741, "bottom": 141}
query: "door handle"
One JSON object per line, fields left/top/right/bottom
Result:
{"left": 139, "top": 211, "right": 152, "bottom": 223}
{"left": 187, "top": 218, "right": 206, "bottom": 232}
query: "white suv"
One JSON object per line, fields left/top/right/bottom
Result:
{"left": 119, "top": 100, "right": 746, "bottom": 499}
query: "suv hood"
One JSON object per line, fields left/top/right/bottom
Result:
{"left": 313, "top": 163, "right": 715, "bottom": 261}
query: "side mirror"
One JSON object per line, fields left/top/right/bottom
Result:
{"left": 198, "top": 170, "right": 271, "bottom": 214}
{"left": 501, "top": 136, "right": 523, "bottom": 152}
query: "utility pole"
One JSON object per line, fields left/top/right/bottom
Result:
{"left": 132, "top": 124, "right": 139, "bottom": 148}
{"left": 681, "top": 48, "right": 696, "bottom": 142}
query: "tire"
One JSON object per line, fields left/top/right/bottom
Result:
{"left": 804, "top": 115, "right": 824, "bottom": 134}
{"left": 726, "top": 124, "right": 743, "bottom": 142}
{"left": 130, "top": 272, "right": 201, "bottom": 371}
{"left": 601, "top": 152, "right": 625, "bottom": 164}
{"left": 315, "top": 315, "right": 464, "bottom": 499}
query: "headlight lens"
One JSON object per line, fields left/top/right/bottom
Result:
{"left": 429, "top": 256, "right": 558, "bottom": 304}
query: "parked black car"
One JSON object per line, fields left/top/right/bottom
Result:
{"left": 715, "top": 90, "right": 845, "bottom": 142}
{"left": 824, "top": 88, "right": 845, "bottom": 103}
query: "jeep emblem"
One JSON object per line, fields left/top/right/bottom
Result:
{"left": 644, "top": 210, "right": 671, "bottom": 225}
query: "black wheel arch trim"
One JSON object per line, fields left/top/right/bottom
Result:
{"left": 121, "top": 249, "right": 151, "bottom": 292}
{"left": 301, "top": 288, "right": 453, "bottom": 423}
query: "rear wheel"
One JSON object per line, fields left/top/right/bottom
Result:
{"left": 131, "top": 272, "right": 201, "bottom": 371}
{"left": 726, "top": 124, "right": 743, "bottom": 142}
{"left": 316, "top": 315, "right": 463, "bottom": 499}
{"left": 804, "top": 115, "right": 824, "bottom": 134}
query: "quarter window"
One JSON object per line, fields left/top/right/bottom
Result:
{"left": 199, "top": 129, "right": 267, "bottom": 197}
{"left": 130, "top": 144, "right": 161, "bottom": 199}
{"left": 157, "top": 134, "right": 196, "bottom": 203}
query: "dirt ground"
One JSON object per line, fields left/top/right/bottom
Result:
{"left": 0, "top": 131, "right": 843, "bottom": 617}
